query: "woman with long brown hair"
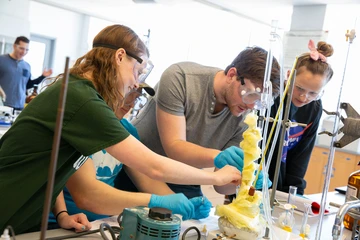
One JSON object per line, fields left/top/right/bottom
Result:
{"left": 0, "top": 24, "right": 241, "bottom": 234}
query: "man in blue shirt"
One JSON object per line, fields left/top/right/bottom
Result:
{"left": 0, "top": 36, "right": 52, "bottom": 110}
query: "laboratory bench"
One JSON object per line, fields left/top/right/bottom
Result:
{"left": 208, "top": 191, "right": 352, "bottom": 239}
{"left": 15, "top": 192, "right": 353, "bottom": 240}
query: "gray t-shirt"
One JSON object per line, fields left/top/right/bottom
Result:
{"left": 132, "top": 62, "right": 246, "bottom": 197}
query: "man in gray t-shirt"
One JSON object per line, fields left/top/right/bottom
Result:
{"left": 125, "top": 47, "right": 281, "bottom": 198}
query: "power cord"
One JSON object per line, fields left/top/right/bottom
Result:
{"left": 117, "top": 212, "right": 123, "bottom": 226}
{"left": 99, "top": 223, "right": 117, "bottom": 240}
{"left": 0, "top": 222, "right": 120, "bottom": 240}
{"left": 45, "top": 224, "right": 120, "bottom": 240}
{"left": 181, "top": 226, "right": 201, "bottom": 240}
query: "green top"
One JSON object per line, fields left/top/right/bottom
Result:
{"left": 0, "top": 75, "right": 130, "bottom": 234}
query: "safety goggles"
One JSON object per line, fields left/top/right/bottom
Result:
{"left": 123, "top": 88, "right": 148, "bottom": 120}
{"left": 93, "top": 43, "right": 154, "bottom": 83}
{"left": 238, "top": 77, "right": 262, "bottom": 105}
{"left": 133, "top": 94, "right": 148, "bottom": 112}
{"left": 294, "top": 84, "right": 324, "bottom": 100}
{"left": 138, "top": 60, "right": 154, "bottom": 84}
{"left": 123, "top": 88, "right": 148, "bottom": 112}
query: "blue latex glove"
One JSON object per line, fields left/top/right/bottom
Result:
{"left": 214, "top": 146, "right": 244, "bottom": 171}
{"left": 254, "top": 170, "right": 272, "bottom": 189}
{"left": 189, "top": 196, "right": 212, "bottom": 220}
{"left": 148, "top": 193, "right": 194, "bottom": 220}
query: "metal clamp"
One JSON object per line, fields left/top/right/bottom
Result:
{"left": 319, "top": 102, "right": 360, "bottom": 148}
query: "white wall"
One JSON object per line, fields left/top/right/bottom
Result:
{"left": 22, "top": 1, "right": 360, "bottom": 115}
{"left": 86, "top": 2, "right": 287, "bottom": 88}
{"left": 322, "top": 4, "right": 360, "bottom": 112}
{"left": 6, "top": 1, "right": 360, "bottom": 111}
{"left": 29, "top": 1, "right": 87, "bottom": 76}
{"left": 0, "top": 0, "right": 30, "bottom": 39}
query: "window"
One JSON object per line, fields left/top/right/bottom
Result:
{"left": 24, "top": 34, "right": 55, "bottom": 92}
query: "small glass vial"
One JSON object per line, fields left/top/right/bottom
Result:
{"left": 278, "top": 186, "right": 297, "bottom": 232}
{"left": 288, "top": 186, "right": 297, "bottom": 205}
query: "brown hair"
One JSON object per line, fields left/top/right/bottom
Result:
{"left": 224, "top": 47, "right": 281, "bottom": 97}
{"left": 70, "top": 24, "right": 148, "bottom": 111}
{"left": 296, "top": 41, "right": 334, "bottom": 83}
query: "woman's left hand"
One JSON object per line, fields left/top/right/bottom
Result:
{"left": 57, "top": 212, "right": 92, "bottom": 232}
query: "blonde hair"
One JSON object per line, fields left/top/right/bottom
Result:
{"left": 296, "top": 41, "right": 334, "bottom": 83}
{"left": 70, "top": 24, "right": 148, "bottom": 111}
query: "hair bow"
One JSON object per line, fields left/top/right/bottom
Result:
{"left": 308, "top": 39, "right": 327, "bottom": 62}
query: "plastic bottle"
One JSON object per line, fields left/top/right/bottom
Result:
{"left": 0, "top": 229, "right": 10, "bottom": 240}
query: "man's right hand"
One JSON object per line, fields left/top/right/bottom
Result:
{"left": 214, "top": 146, "right": 244, "bottom": 171}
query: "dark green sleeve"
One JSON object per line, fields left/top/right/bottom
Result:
{"left": 61, "top": 98, "right": 130, "bottom": 156}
